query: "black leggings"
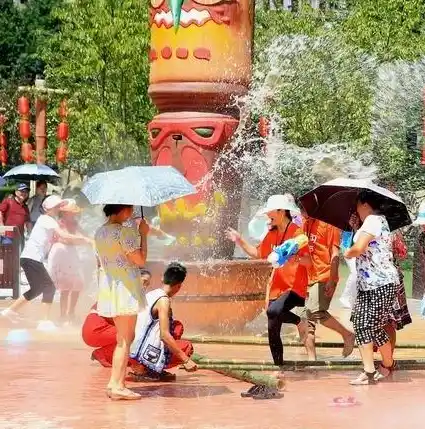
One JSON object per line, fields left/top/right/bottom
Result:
{"left": 21, "top": 258, "right": 56, "bottom": 304}
{"left": 267, "top": 291, "right": 305, "bottom": 366}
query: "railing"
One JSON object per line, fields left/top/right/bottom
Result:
{"left": 0, "top": 226, "right": 20, "bottom": 299}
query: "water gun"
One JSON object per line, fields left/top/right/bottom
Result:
{"left": 340, "top": 230, "right": 354, "bottom": 252}
{"left": 267, "top": 234, "right": 308, "bottom": 268}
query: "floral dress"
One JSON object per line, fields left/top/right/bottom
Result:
{"left": 95, "top": 223, "right": 146, "bottom": 317}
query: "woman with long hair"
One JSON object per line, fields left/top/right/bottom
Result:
{"left": 345, "top": 190, "right": 399, "bottom": 385}
{"left": 95, "top": 204, "right": 149, "bottom": 400}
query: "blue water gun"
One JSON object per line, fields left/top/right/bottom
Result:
{"left": 340, "top": 230, "right": 354, "bottom": 252}
{"left": 267, "top": 235, "right": 308, "bottom": 268}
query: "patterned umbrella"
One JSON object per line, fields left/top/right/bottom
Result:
{"left": 299, "top": 178, "right": 411, "bottom": 232}
{"left": 81, "top": 166, "right": 196, "bottom": 206}
{"left": 3, "top": 164, "right": 60, "bottom": 182}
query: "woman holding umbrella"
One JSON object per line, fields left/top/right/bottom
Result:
{"left": 95, "top": 204, "right": 149, "bottom": 401}
{"left": 344, "top": 190, "right": 399, "bottom": 385}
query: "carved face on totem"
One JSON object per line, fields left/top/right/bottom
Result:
{"left": 149, "top": 112, "right": 239, "bottom": 248}
{"left": 149, "top": 0, "right": 254, "bottom": 85}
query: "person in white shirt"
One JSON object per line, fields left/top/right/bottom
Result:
{"left": 1, "top": 195, "right": 91, "bottom": 330}
{"left": 344, "top": 190, "right": 399, "bottom": 385}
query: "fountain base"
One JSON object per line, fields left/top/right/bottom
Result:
{"left": 146, "top": 259, "right": 271, "bottom": 334}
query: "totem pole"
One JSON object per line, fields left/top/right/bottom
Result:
{"left": 148, "top": 0, "right": 254, "bottom": 260}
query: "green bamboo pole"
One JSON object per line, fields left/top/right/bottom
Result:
{"left": 211, "top": 369, "right": 284, "bottom": 390}
{"left": 186, "top": 335, "right": 425, "bottom": 349}
{"left": 192, "top": 354, "right": 425, "bottom": 371}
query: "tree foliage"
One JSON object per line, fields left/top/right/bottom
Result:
{"left": 40, "top": 0, "right": 154, "bottom": 176}
{"left": 251, "top": 34, "right": 375, "bottom": 148}
{"left": 342, "top": 0, "right": 425, "bottom": 62}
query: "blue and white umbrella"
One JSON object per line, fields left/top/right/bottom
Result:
{"left": 3, "top": 164, "right": 60, "bottom": 182}
{"left": 81, "top": 166, "right": 196, "bottom": 206}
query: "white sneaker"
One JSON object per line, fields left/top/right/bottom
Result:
{"left": 36, "top": 320, "right": 58, "bottom": 332}
{"left": 0, "top": 309, "right": 22, "bottom": 324}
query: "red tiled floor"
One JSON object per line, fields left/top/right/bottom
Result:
{"left": 2, "top": 327, "right": 425, "bottom": 429}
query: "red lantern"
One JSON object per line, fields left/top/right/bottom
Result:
{"left": 0, "top": 134, "right": 6, "bottom": 148}
{"left": 259, "top": 116, "right": 270, "bottom": 138}
{"left": 422, "top": 145, "right": 425, "bottom": 165}
{"left": 57, "top": 122, "right": 69, "bottom": 141}
{"left": 18, "top": 96, "right": 30, "bottom": 116}
{"left": 58, "top": 99, "right": 68, "bottom": 119}
{"left": 21, "top": 142, "right": 33, "bottom": 163}
{"left": 56, "top": 141, "right": 68, "bottom": 164}
{"left": 19, "top": 120, "right": 31, "bottom": 140}
{"left": 0, "top": 147, "right": 7, "bottom": 167}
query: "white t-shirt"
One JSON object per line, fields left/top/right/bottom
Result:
{"left": 21, "top": 214, "right": 59, "bottom": 262}
{"left": 353, "top": 214, "right": 398, "bottom": 291}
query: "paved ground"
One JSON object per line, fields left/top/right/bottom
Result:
{"left": 1, "top": 314, "right": 425, "bottom": 429}
{"left": 1, "top": 292, "right": 425, "bottom": 429}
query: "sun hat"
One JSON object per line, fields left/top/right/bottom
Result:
{"left": 60, "top": 198, "right": 82, "bottom": 214}
{"left": 42, "top": 195, "right": 66, "bottom": 212}
{"left": 16, "top": 183, "right": 30, "bottom": 192}
{"left": 413, "top": 201, "right": 425, "bottom": 226}
{"left": 257, "top": 194, "right": 301, "bottom": 216}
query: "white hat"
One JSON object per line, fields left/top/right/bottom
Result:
{"left": 257, "top": 194, "right": 301, "bottom": 216}
{"left": 413, "top": 201, "right": 425, "bottom": 226}
{"left": 42, "top": 195, "right": 65, "bottom": 212}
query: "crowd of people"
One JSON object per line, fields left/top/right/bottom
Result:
{"left": 227, "top": 191, "right": 424, "bottom": 390}
{"left": 0, "top": 180, "right": 425, "bottom": 398}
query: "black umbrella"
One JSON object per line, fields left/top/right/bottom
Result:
{"left": 299, "top": 178, "right": 412, "bottom": 231}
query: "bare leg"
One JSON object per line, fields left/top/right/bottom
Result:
{"left": 108, "top": 315, "right": 137, "bottom": 390}
{"left": 59, "top": 291, "right": 70, "bottom": 320}
{"left": 384, "top": 324, "right": 396, "bottom": 353}
{"left": 378, "top": 340, "right": 394, "bottom": 368}
{"left": 41, "top": 302, "right": 53, "bottom": 321}
{"left": 321, "top": 316, "right": 355, "bottom": 357}
{"left": 6, "top": 296, "right": 29, "bottom": 314}
{"left": 304, "top": 320, "right": 317, "bottom": 361}
{"left": 68, "top": 291, "right": 80, "bottom": 320}
{"left": 357, "top": 342, "right": 375, "bottom": 373}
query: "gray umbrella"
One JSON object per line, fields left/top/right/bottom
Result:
{"left": 299, "top": 178, "right": 411, "bottom": 231}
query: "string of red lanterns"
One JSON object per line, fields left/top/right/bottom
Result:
{"left": 17, "top": 96, "right": 34, "bottom": 163}
{"left": 16, "top": 96, "right": 69, "bottom": 165}
{"left": 56, "top": 99, "right": 69, "bottom": 165}
{"left": 0, "top": 109, "right": 8, "bottom": 167}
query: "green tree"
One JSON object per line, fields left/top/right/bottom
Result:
{"left": 342, "top": 0, "right": 425, "bottom": 62}
{"left": 251, "top": 33, "right": 375, "bottom": 148}
{"left": 372, "top": 60, "right": 425, "bottom": 202}
{"left": 41, "top": 0, "right": 154, "bottom": 176}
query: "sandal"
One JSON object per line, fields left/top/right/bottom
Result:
{"left": 349, "top": 371, "right": 377, "bottom": 385}
{"left": 374, "top": 362, "right": 396, "bottom": 381}
{"left": 106, "top": 387, "right": 141, "bottom": 401}
{"left": 251, "top": 386, "right": 284, "bottom": 400}
{"left": 241, "top": 384, "right": 263, "bottom": 398}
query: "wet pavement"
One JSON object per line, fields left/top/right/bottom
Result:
{"left": 1, "top": 320, "right": 425, "bottom": 429}
{"left": 1, "top": 293, "right": 425, "bottom": 428}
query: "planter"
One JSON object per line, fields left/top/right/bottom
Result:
{"left": 146, "top": 259, "right": 271, "bottom": 334}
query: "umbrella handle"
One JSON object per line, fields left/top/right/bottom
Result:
{"left": 140, "top": 206, "right": 144, "bottom": 219}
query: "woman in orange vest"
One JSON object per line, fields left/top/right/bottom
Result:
{"left": 227, "top": 195, "right": 311, "bottom": 388}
